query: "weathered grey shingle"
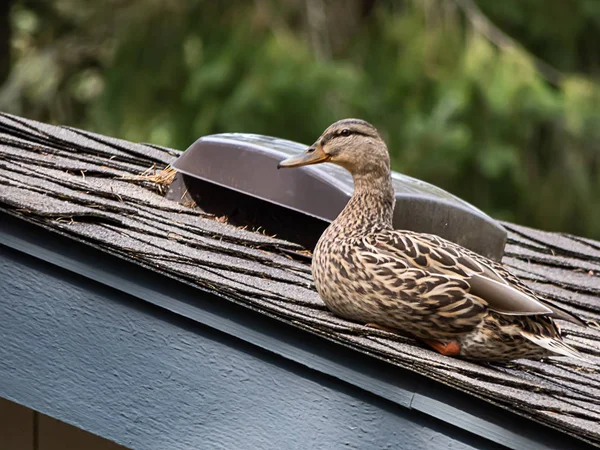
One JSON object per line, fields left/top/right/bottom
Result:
{"left": 1, "top": 112, "right": 599, "bottom": 446}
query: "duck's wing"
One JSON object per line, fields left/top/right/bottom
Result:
{"left": 355, "top": 248, "right": 487, "bottom": 334}
{"left": 363, "top": 230, "right": 586, "bottom": 326}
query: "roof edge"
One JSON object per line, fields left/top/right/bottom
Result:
{"left": 0, "top": 210, "right": 594, "bottom": 450}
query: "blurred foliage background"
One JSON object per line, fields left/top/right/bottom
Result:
{"left": 1, "top": 0, "right": 600, "bottom": 238}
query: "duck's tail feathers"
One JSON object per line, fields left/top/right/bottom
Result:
{"left": 520, "top": 332, "right": 593, "bottom": 363}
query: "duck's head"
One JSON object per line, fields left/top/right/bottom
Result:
{"left": 277, "top": 118, "right": 390, "bottom": 177}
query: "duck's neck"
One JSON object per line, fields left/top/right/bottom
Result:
{"left": 329, "top": 171, "right": 395, "bottom": 237}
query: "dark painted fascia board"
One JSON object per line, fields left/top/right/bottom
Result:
{"left": 1, "top": 247, "right": 502, "bottom": 450}
{"left": 0, "top": 210, "right": 592, "bottom": 450}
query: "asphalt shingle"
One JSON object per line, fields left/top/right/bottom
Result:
{"left": 1, "top": 113, "right": 599, "bottom": 446}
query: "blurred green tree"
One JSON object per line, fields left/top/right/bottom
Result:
{"left": 1, "top": 0, "right": 600, "bottom": 239}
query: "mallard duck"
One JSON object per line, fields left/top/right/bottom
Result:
{"left": 278, "top": 118, "right": 589, "bottom": 361}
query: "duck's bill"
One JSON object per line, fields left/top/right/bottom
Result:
{"left": 277, "top": 145, "right": 331, "bottom": 169}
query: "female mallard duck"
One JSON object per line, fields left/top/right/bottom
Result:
{"left": 278, "top": 118, "right": 588, "bottom": 362}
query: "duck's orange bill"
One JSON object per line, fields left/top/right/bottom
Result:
{"left": 277, "top": 144, "right": 331, "bottom": 169}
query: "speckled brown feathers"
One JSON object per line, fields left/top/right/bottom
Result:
{"left": 279, "top": 118, "right": 589, "bottom": 362}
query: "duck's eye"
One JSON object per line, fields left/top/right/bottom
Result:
{"left": 340, "top": 129, "right": 351, "bottom": 137}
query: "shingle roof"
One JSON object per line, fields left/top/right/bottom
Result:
{"left": 1, "top": 112, "right": 599, "bottom": 447}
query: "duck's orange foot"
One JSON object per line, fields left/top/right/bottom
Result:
{"left": 423, "top": 339, "right": 461, "bottom": 356}
{"left": 365, "top": 323, "right": 399, "bottom": 333}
